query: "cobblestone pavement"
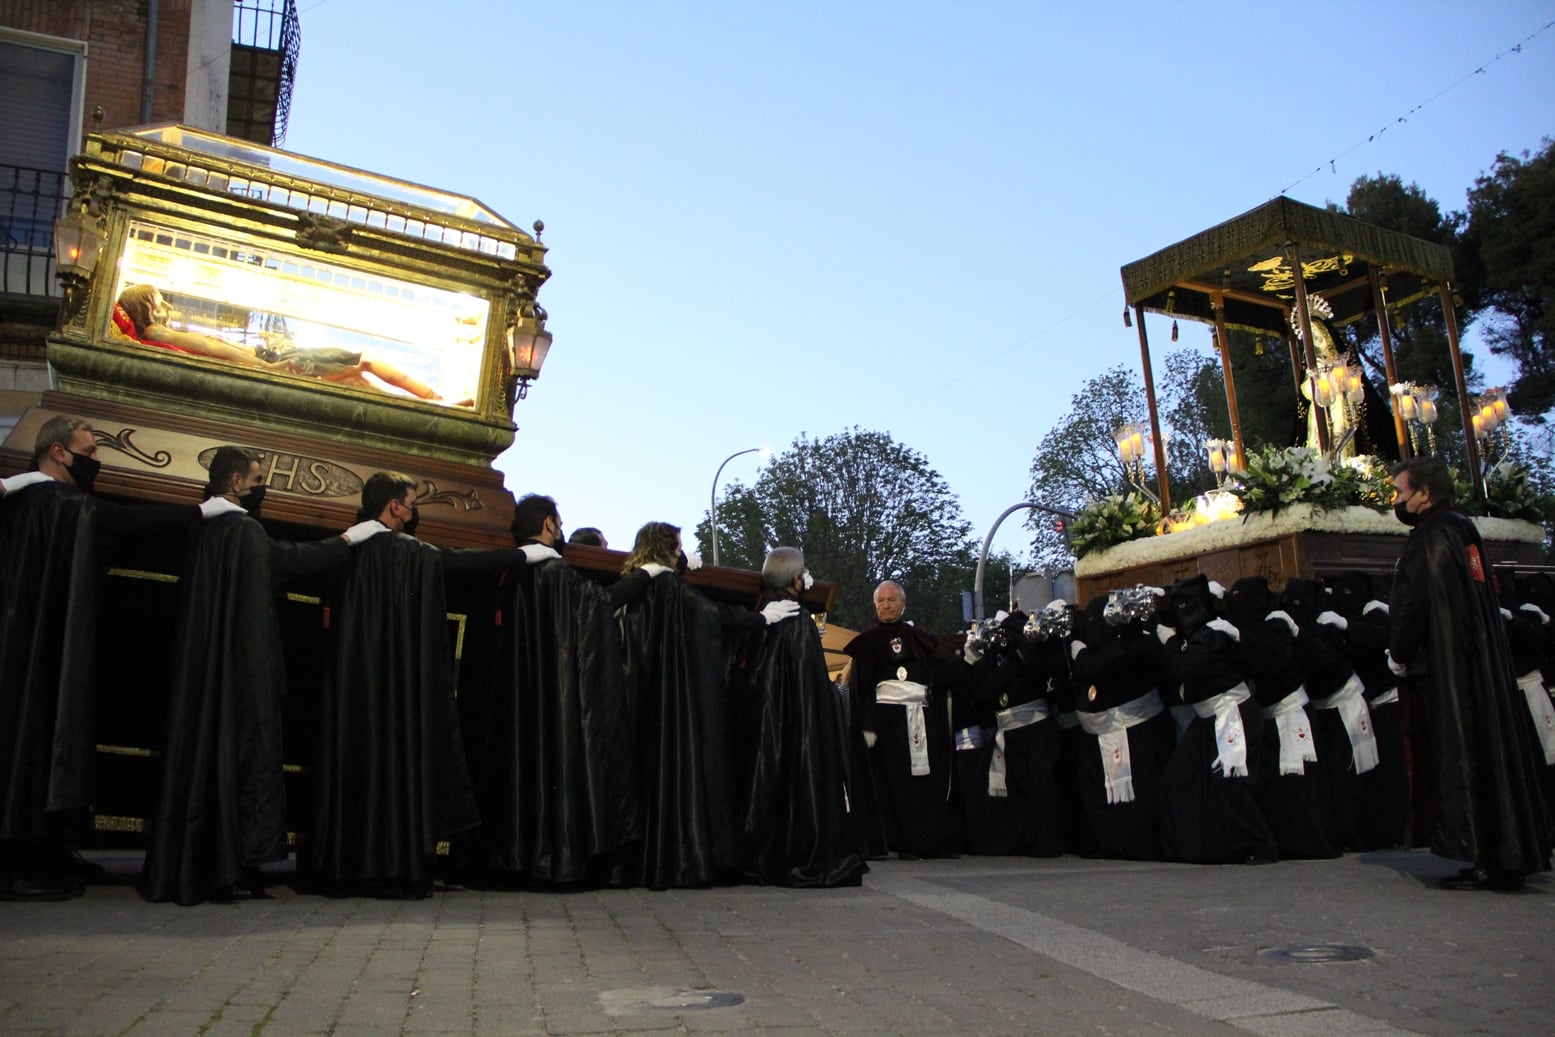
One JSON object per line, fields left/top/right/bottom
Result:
{"left": 0, "top": 849, "right": 1549, "bottom": 1036}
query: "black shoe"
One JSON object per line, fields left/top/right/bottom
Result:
{"left": 1437, "top": 869, "right": 1485, "bottom": 891}
{"left": 41, "top": 845, "right": 105, "bottom": 880}
{"left": 1, "top": 875, "right": 74, "bottom": 902}
{"left": 1486, "top": 869, "right": 1526, "bottom": 892}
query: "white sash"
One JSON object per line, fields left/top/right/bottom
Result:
{"left": 1190, "top": 684, "right": 1252, "bottom": 778}
{"left": 1310, "top": 673, "right": 1379, "bottom": 775}
{"left": 1076, "top": 689, "right": 1165, "bottom": 805}
{"left": 1056, "top": 709, "right": 1080, "bottom": 730}
{"left": 876, "top": 679, "right": 931, "bottom": 776}
{"left": 988, "top": 699, "right": 1052, "bottom": 798}
{"left": 1262, "top": 688, "right": 1318, "bottom": 776}
{"left": 1516, "top": 670, "right": 1555, "bottom": 765}
{"left": 953, "top": 725, "right": 989, "bottom": 751}
{"left": 1368, "top": 688, "right": 1399, "bottom": 708}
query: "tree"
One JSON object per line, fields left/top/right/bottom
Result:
{"left": 1024, "top": 365, "right": 1147, "bottom": 573}
{"left": 692, "top": 427, "right": 974, "bottom": 631}
{"left": 1462, "top": 139, "right": 1555, "bottom": 420}
{"left": 1161, "top": 345, "right": 1231, "bottom": 494}
{"left": 1337, "top": 173, "right": 1486, "bottom": 464}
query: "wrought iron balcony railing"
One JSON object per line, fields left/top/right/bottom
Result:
{"left": 0, "top": 164, "right": 67, "bottom": 300}
{"left": 230, "top": 0, "right": 301, "bottom": 146}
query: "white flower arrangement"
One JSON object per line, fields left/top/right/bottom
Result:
{"left": 1075, "top": 502, "right": 1543, "bottom": 577}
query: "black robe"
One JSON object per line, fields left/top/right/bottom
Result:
{"left": 964, "top": 637, "right": 1064, "bottom": 856}
{"left": 844, "top": 621, "right": 958, "bottom": 857}
{"left": 458, "top": 554, "right": 640, "bottom": 884}
{"left": 0, "top": 483, "right": 195, "bottom": 862}
{"left": 956, "top": 647, "right": 1015, "bottom": 855}
{"left": 1280, "top": 582, "right": 1377, "bottom": 852}
{"left": 615, "top": 571, "right": 748, "bottom": 888}
{"left": 142, "top": 514, "right": 349, "bottom": 904}
{"left": 306, "top": 532, "right": 490, "bottom": 892}
{"left": 1327, "top": 573, "right": 1409, "bottom": 849}
{"left": 729, "top": 601, "right": 864, "bottom": 887}
{"left": 1227, "top": 603, "right": 1340, "bottom": 861}
{"left": 1158, "top": 622, "right": 1278, "bottom": 865}
{"left": 1069, "top": 616, "right": 1175, "bottom": 861}
{"left": 1499, "top": 591, "right": 1555, "bottom": 833}
{"left": 1390, "top": 507, "right": 1551, "bottom": 879}
{"left": 0, "top": 483, "right": 99, "bottom": 851}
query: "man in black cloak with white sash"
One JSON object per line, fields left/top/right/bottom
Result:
{"left": 844, "top": 580, "right": 960, "bottom": 859}
{"left": 1157, "top": 575, "right": 1278, "bottom": 865}
{"left": 142, "top": 446, "right": 388, "bottom": 905}
{"left": 1226, "top": 576, "right": 1338, "bottom": 860}
{"left": 0, "top": 416, "right": 243, "bottom": 901}
{"left": 1388, "top": 455, "right": 1550, "bottom": 890}
{"left": 456, "top": 493, "right": 641, "bottom": 885}
{"left": 306, "top": 471, "right": 509, "bottom": 898}
{"left": 1068, "top": 589, "right": 1175, "bottom": 861}
{"left": 1280, "top": 577, "right": 1379, "bottom": 852}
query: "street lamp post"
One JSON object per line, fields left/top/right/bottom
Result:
{"left": 972, "top": 501, "right": 1076, "bottom": 621}
{"left": 709, "top": 447, "right": 768, "bottom": 567}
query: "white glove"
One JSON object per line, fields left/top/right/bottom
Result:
{"left": 1, "top": 471, "right": 52, "bottom": 495}
{"left": 1207, "top": 580, "right": 1226, "bottom": 599}
{"left": 519, "top": 543, "right": 561, "bottom": 564}
{"left": 1069, "top": 639, "right": 1087, "bottom": 660}
{"left": 862, "top": 730, "right": 878, "bottom": 749}
{"left": 640, "top": 562, "right": 673, "bottom": 578}
{"left": 962, "top": 638, "right": 984, "bottom": 665}
{"left": 1156, "top": 623, "right": 1176, "bottom": 646}
{"left": 1499, "top": 607, "right": 1513, "bottom": 621}
{"left": 1363, "top": 600, "right": 1389, "bottom": 616}
{"left": 1266, "top": 610, "right": 1299, "bottom": 637}
{"left": 198, "top": 496, "right": 245, "bottom": 519}
{"left": 1146, "top": 586, "right": 1165, "bottom": 597}
{"left": 802, "top": 571, "right": 814, "bottom": 590}
{"left": 1316, "top": 610, "right": 1348, "bottom": 631}
{"left": 1043, "top": 598, "right": 1068, "bottom": 613}
{"left": 1205, "top": 617, "right": 1241, "bottom": 642}
{"left": 1386, "top": 650, "right": 1407, "bottom": 677}
{"left": 760, "top": 599, "right": 800, "bottom": 625}
{"left": 1519, "top": 603, "right": 1550, "bottom": 625}
{"left": 341, "top": 519, "right": 390, "bottom": 545}
{"left": 681, "top": 550, "right": 703, "bottom": 572}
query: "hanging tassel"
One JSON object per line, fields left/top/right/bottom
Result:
{"left": 1171, "top": 320, "right": 1179, "bottom": 342}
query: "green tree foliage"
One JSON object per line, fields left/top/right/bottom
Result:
{"left": 1220, "top": 326, "right": 1304, "bottom": 451}
{"left": 1339, "top": 173, "right": 1484, "bottom": 463}
{"left": 1024, "top": 350, "right": 1264, "bottom": 572}
{"left": 692, "top": 427, "right": 974, "bottom": 631}
{"left": 1024, "top": 365, "right": 1147, "bottom": 573}
{"left": 1462, "top": 138, "right": 1555, "bottom": 420}
{"left": 1161, "top": 345, "right": 1231, "bottom": 494}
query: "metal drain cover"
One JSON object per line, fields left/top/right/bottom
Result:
{"left": 1259, "top": 944, "right": 1374, "bottom": 964}
{"left": 600, "top": 987, "right": 745, "bottom": 1015}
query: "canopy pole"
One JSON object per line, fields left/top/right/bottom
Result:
{"left": 1368, "top": 267, "right": 1411, "bottom": 459}
{"left": 1287, "top": 242, "right": 1332, "bottom": 453}
{"left": 1210, "top": 293, "right": 1246, "bottom": 470}
{"left": 1439, "top": 283, "right": 1484, "bottom": 499}
{"left": 1133, "top": 303, "right": 1171, "bottom": 513}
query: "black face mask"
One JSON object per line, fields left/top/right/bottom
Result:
{"left": 402, "top": 505, "right": 420, "bottom": 537}
{"left": 240, "top": 485, "right": 266, "bottom": 518}
{"left": 68, "top": 450, "right": 101, "bottom": 494}
{"left": 1394, "top": 499, "right": 1420, "bottom": 527}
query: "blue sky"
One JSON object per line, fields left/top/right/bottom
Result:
{"left": 283, "top": 1, "right": 1554, "bottom": 564}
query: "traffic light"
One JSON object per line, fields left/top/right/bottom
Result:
{"left": 1054, "top": 516, "right": 1073, "bottom": 551}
